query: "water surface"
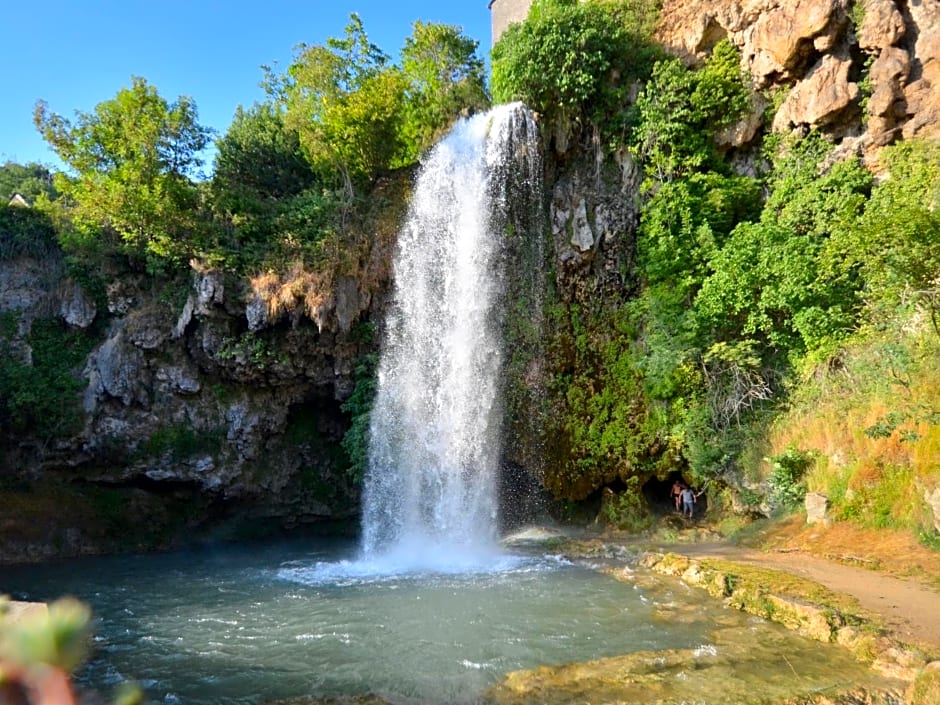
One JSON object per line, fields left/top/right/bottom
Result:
{"left": 0, "top": 536, "right": 880, "bottom": 705}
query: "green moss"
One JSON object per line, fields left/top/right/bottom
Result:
{"left": 340, "top": 353, "right": 378, "bottom": 484}
{"left": 217, "top": 332, "right": 276, "bottom": 366}
{"left": 137, "top": 424, "right": 224, "bottom": 461}
{"left": 0, "top": 316, "right": 101, "bottom": 441}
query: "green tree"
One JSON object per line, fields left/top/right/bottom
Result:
{"left": 400, "top": 21, "right": 489, "bottom": 158}
{"left": 638, "top": 172, "right": 761, "bottom": 302}
{"left": 0, "top": 161, "right": 58, "bottom": 202}
{"left": 694, "top": 142, "right": 872, "bottom": 355}
{"left": 0, "top": 203, "right": 59, "bottom": 261}
{"left": 212, "top": 101, "right": 315, "bottom": 213}
{"left": 858, "top": 140, "right": 940, "bottom": 334}
{"left": 34, "top": 76, "right": 211, "bottom": 271}
{"left": 491, "top": 0, "right": 658, "bottom": 147}
{"left": 284, "top": 14, "right": 408, "bottom": 196}
{"left": 208, "top": 100, "right": 335, "bottom": 271}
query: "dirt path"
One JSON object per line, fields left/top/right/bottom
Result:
{"left": 668, "top": 542, "right": 940, "bottom": 651}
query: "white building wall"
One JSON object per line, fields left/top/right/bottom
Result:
{"left": 489, "top": 0, "right": 534, "bottom": 44}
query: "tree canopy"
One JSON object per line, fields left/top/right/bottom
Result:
{"left": 0, "top": 161, "right": 58, "bottom": 203}
{"left": 491, "top": 0, "right": 659, "bottom": 147}
{"left": 34, "top": 76, "right": 211, "bottom": 271}
{"left": 400, "top": 20, "right": 489, "bottom": 156}
{"left": 278, "top": 14, "right": 488, "bottom": 198}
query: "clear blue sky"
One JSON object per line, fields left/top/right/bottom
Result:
{"left": 0, "top": 1, "right": 493, "bottom": 173}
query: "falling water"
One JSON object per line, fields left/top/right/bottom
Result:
{"left": 361, "top": 103, "right": 541, "bottom": 567}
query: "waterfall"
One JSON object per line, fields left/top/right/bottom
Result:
{"left": 361, "top": 103, "right": 540, "bottom": 568}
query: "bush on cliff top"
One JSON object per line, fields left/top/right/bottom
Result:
{"left": 491, "top": 0, "right": 660, "bottom": 149}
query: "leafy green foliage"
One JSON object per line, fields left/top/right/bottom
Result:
{"left": 216, "top": 332, "right": 279, "bottom": 367}
{"left": 205, "top": 14, "right": 486, "bottom": 276}
{"left": 0, "top": 597, "right": 91, "bottom": 671}
{"left": 638, "top": 172, "right": 761, "bottom": 303}
{"left": 0, "top": 161, "right": 58, "bottom": 202}
{"left": 340, "top": 322, "right": 379, "bottom": 484}
{"left": 137, "top": 424, "right": 224, "bottom": 461}
{"left": 632, "top": 41, "right": 751, "bottom": 183}
{"left": 400, "top": 21, "right": 489, "bottom": 157}
{"left": 212, "top": 102, "right": 315, "bottom": 212}
{"left": 767, "top": 446, "right": 813, "bottom": 510}
{"left": 857, "top": 140, "right": 940, "bottom": 334}
{"left": 0, "top": 595, "right": 143, "bottom": 705}
{"left": 341, "top": 325, "right": 378, "bottom": 483}
{"left": 0, "top": 203, "right": 60, "bottom": 260}
{"left": 545, "top": 306, "right": 668, "bottom": 501}
{"left": 600, "top": 479, "right": 652, "bottom": 531}
{"left": 0, "top": 317, "right": 99, "bottom": 440}
{"left": 695, "top": 139, "right": 872, "bottom": 355}
{"left": 208, "top": 103, "right": 341, "bottom": 275}
{"left": 34, "top": 76, "right": 212, "bottom": 272}
{"left": 280, "top": 14, "right": 488, "bottom": 195}
{"left": 491, "top": 0, "right": 659, "bottom": 146}
{"left": 283, "top": 14, "right": 407, "bottom": 193}
{"left": 613, "top": 56, "right": 880, "bottom": 505}
{"left": 864, "top": 404, "right": 940, "bottom": 442}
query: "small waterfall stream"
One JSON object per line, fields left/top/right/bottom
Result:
{"left": 361, "top": 103, "right": 540, "bottom": 566}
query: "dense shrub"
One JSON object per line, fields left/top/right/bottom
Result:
{"left": 0, "top": 316, "right": 99, "bottom": 441}
{"left": 491, "top": 0, "right": 660, "bottom": 148}
{"left": 767, "top": 446, "right": 813, "bottom": 510}
{"left": 0, "top": 204, "right": 60, "bottom": 261}
{"left": 633, "top": 40, "right": 751, "bottom": 183}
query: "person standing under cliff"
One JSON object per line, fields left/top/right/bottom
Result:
{"left": 671, "top": 480, "right": 683, "bottom": 512}
{"left": 680, "top": 486, "right": 696, "bottom": 519}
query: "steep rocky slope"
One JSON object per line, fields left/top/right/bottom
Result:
{"left": 655, "top": 0, "right": 940, "bottom": 152}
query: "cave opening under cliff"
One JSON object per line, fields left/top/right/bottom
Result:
{"left": 642, "top": 471, "right": 691, "bottom": 515}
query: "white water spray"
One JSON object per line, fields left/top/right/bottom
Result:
{"left": 361, "top": 104, "right": 540, "bottom": 568}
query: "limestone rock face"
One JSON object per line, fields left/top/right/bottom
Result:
{"left": 858, "top": 0, "right": 905, "bottom": 51}
{"left": 902, "top": 0, "right": 940, "bottom": 139}
{"left": 772, "top": 54, "right": 859, "bottom": 131}
{"left": 334, "top": 276, "right": 360, "bottom": 334}
{"left": 0, "top": 258, "right": 64, "bottom": 316}
{"left": 547, "top": 151, "right": 640, "bottom": 308}
{"left": 654, "top": 0, "right": 940, "bottom": 150}
{"left": 58, "top": 279, "right": 97, "bottom": 329}
{"left": 84, "top": 332, "right": 149, "bottom": 408}
{"left": 749, "top": 0, "right": 841, "bottom": 81}
{"left": 1, "top": 256, "right": 380, "bottom": 562}
{"left": 867, "top": 47, "right": 912, "bottom": 142}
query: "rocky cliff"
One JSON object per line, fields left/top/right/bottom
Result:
{"left": 0, "top": 255, "right": 372, "bottom": 560}
{"left": 655, "top": 0, "right": 939, "bottom": 153}
{"left": 497, "top": 0, "right": 940, "bottom": 522}
{"left": 0, "top": 169, "right": 408, "bottom": 562}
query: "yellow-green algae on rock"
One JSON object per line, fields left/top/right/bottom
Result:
{"left": 640, "top": 553, "right": 938, "bottom": 680}
{"left": 484, "top": 623, "right": 905, "bottom": 705}
{"left": 482, "top": 548, "right": 909, "bottom": 705}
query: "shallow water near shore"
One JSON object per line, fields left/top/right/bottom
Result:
{"left": 1, "top": 535, "right": 886, "bottom": 705}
